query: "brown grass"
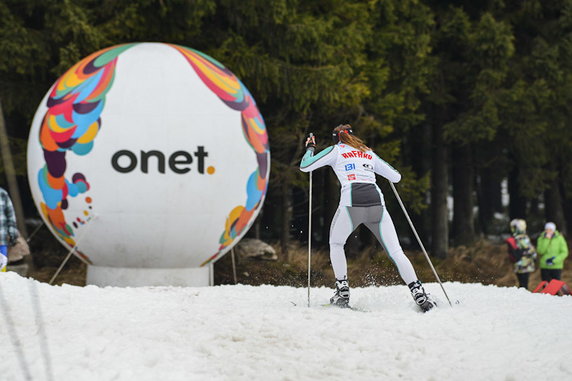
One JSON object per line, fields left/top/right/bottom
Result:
{"left": 23, "top": 239, "right": 572, "bottom": 292}
{"left": 216, "top": 239, "right": 572, "bottom": 291}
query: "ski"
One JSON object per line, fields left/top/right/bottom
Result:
{"left": 320, "top": 303, "right": 369, "bottom": 312}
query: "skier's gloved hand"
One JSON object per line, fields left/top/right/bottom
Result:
{"left": 305, "top": 134, "right": 316, "bottom": 151}
{"left": 546, "top": 256, "right": 556, "bottom": 266}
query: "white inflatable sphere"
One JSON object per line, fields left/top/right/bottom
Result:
{"left": 27, "top": 43, "right": 270, "bottom": 286}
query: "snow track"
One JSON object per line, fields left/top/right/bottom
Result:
{"left": 1, "top": 272, "right": 571, "bottom": 380}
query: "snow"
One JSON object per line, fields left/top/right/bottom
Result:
{"left": 1, "top": 272, "right": 571, "bottom": 381}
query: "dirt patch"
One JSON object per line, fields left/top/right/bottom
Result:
{"left": 20, "top": 236, "right": 572, "bottom": 292}
{"left": 215, "top": 239, "right": 572, "bottom": 291}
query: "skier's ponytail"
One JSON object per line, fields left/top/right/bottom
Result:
{"left": 333, "top": 124, "right": 369, "bottom": 152}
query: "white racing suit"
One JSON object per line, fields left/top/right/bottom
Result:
{"left": 300, "top": 143, "right": 417, "bottom": 284}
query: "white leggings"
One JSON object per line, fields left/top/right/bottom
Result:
{"left": 329, "top": 205, "right": 418, "bottom": 284}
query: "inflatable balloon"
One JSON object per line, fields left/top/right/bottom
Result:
{"left": 27, "top": 43, "right": 270, "bottom": 286}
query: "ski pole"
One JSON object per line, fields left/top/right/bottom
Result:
{"left": 388, "top": 181, "right": 453, "bottom": 307}
{"left": 26, "top": 220, "right": 45, "bottom": 243}
{"left": 49, "top": 215, "right": 97, "bottom": 285}
{"left": 307, "top": 133, "right": 314, "bottom": 308}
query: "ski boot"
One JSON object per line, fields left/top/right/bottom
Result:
{"left": 330, "top": 279, "right": 350, "bottom": 308}
{"left": 408, "top": 280, "right": 435, "bottom": 312}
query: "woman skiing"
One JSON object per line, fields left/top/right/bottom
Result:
{"left": 300, "top": 124, "right": 435, "bottom": 312}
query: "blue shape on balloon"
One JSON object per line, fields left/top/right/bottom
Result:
{"left": 38, "top": 168, "right": 63, "bottom": 209}
{"left": 66, "top": 179, "right": 88, "bottom": 197}
{"left": 75, "top": 71, "right": 103, "bottom": 103}
{"left": 72, "top": 141, "right": 94, "bottom": 156}
{"left": 66, "top": 180, "right": 78, "bottom": 197}
{"left": 245, "top": 170, "right": 262, "bottom": 211}
{"left": 55, "top": 114, "right": 75, "bottom": 129}
{"left": 72, "top": 101, "right": 103, "bottom": 136}
{"left": 253, "top": 116, "right": 264, "bottom": 129}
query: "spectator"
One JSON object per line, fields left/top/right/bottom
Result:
{"left": 537, "top": 222, "right": 569, "bottom": 281}
{"left": 0, "top": 187, "right": 19, "bottom": 272}
{"left": 505, "top": 219, "right": 536, "bottom": 289}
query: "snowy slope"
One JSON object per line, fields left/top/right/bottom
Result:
{"left": 1, "top": 272, "right": 571, "bottom": 381}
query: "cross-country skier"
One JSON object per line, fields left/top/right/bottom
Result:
{"left": 299, "top": 124, "right": 435, "bottom": 312}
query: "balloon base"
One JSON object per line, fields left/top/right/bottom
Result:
{"left": 86, "top": 265, "right": 212, "bottom": 287}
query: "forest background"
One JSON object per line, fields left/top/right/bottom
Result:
{"left": 2, "top": 0, "right": 572, "bottom": 285}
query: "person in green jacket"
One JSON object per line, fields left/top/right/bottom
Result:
{"left": 536, "top": 222, "right": 569, "bottom": 281}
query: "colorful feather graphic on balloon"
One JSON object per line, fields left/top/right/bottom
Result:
{"left": 170, "top": 45, "right": 270, "bottom": 266}
{"left": 37, "top": 44, "right": 136, "bottom": 261}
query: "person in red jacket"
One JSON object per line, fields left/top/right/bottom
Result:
{"left": 505, "top": 219, "right": 537, "bottom": 289}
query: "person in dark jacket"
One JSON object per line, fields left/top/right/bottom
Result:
{"left": 505, "top": 219, "right": 536, "bottom": 289}
{"left": 0, "top": 187, "right": 19, "bottom": 272}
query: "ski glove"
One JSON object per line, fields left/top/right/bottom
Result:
{"left": 546, "top": 256, "right": 556, "bottom": 266}
{"left": 305, "top": 134, "right": 316, "bottom": 150}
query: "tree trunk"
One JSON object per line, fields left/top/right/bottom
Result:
{"left": 529, "top": 197, "right": 540, "bottom": 217}
{"left": 253, "top": 214, "right": 261, "bottom": 240}
{"left": 431, "top": 123, "right": 448, "bottom": 259}
{"left": 281, "top": 180, "right": 292, "bottom": 261}
{"left": 0, "top": 101, "right": 28, "bottom": 237}
{"left": 410, "top": 123, "right": 432, "bottom": 245}
{"left": 477, "top": 167, "right": 503, "bottom": 234}
{"left": 508, "top": 167, "right": 527, "bottom": 219}
{"left": 452, "top": 146, "right": 475, "bottom": 246}
{"left": 544, "top": 177, "right": 567, "bottom": 234}
{"left": 563, "top": 185, "right": 572, "bottom": 237}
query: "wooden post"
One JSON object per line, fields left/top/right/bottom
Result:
{"left": 0, "top": 99, "right": 28, "bottom": 238}
{"left": 231, "top": 248, "right": 238, "bottom": 284}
